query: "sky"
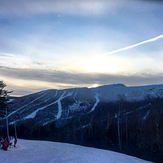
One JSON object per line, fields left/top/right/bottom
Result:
{"left": 0, "top": 0, "right": 163, "bottom": 95}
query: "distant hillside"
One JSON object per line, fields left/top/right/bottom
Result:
{"left": 0, "top": 83, "right": 163, "bottom": 126}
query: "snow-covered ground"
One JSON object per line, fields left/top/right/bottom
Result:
{"left": 0, "top": 139, "right": 151, "bottom": 163}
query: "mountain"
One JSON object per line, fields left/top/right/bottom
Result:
{"left": 1, "top": 83, "right": 163, "bottom": 126}
{"left": 0, "top": 139, "right": 151, "bottom": 163}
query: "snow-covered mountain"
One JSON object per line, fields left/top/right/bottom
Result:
{"left": 0, "top": 139, "right": 151, "bottom": 163}
{"left": 1, "top": 83, "right": 163, "bottom": 126}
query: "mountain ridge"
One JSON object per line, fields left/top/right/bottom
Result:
{"left": 1, "top": 83, "right": 163, "bottom": 126}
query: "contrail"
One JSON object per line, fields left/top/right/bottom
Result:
{"left": 102, "top": 34, "right": 163, "bottom": 57}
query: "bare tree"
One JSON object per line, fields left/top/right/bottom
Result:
{"left": 151, "top": 105, "right": 161, "bottom": 150}
{"left": 117, "top": 94, "right": 126, "bottom": 151}
{"left": 124, "top": 113, "right": 128, "bottom": 145}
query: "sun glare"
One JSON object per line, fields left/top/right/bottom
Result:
{"left": 90, "top": 84, "right": 99, "bottom": 88}
{"left": 77, "top": 57, "right": 121, "bottom": 73}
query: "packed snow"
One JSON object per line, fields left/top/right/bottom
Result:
{"left": 0, "top": 139, "right": 151, "bottom": 163}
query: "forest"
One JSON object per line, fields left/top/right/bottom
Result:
{"left": 1, "top": 97, "right": 162, "bottom": 163}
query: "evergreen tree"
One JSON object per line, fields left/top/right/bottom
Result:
{"left": 0, "top": 81, "right": 13, "bottom": 117}
{"left": 0, "top": 81, "right": 7, "bottom": 118}
{"left": 0, "top": 81, "right": 12, "bottom": 139}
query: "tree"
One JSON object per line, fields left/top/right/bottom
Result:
{"left": 117, "top": 94, "right": 126, "bottom": 151}
{"left": 0, "top": 81, "right": 13, "bottom": 139}
{"left": 0, "top": 81, "right": 7, "bottom": 117}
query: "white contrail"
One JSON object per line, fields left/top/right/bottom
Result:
{"left": 102, "top": 34, "right": 163, "bottom": 57}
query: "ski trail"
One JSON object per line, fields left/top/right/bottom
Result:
{"left": 126, "top": 103, "right": 151, "bottom": 115}
{"left": 37, "top": 90, "right": 48, "bottom": 95}
{"left": 24, "top": 91, "right": 73, "bottom": 120}
{"left": 43, "top": 120, "right": 53, "bottom": 126}
{"left": 7, "top": 99, "right": 15, "bottom": 103}
{"left": 56, "top": 91, "right": 66, "bottom": 119}
{"left": 44, "top": 90, "right": 58, "bottom": 103}
{"left": 89, "top": 93, "right": 100, "bottom": 113}
{"left": 143, "top": 110, "right": 150, "bottom": 120}
{"left": 114, "top": 103, "right": 151, "bottom": 119}
{"left": 55, "top": 90, "right": 58, "bottom": 97}
{"left": 6, "top": 91, "right": 49, "bottom": 118}
{"left": 10, "top": 91, "right": 58, "bottom": 124}
{"left": 24, "top": 101, "right": 58, "bottom": 119}
{"left": 73, "top": 89, "right": 78, "bottom": 99}
{"left": 56, "top": 91, "right": 73, "bottom": 119}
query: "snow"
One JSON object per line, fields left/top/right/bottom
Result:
{"left": 7, "top": 91, "right": 49, "bottom": 118}
{"left": 73, "top": 90, "right": 78, "bottom": 99}
{"left": 125, "top": 103, "right": 151, "bottom": 116}
{"left": 5, "top": 84, "right": 163, "bottom": 127}
{"left": 89, "top": 93, "right": 100, "bottom": 113}
{"left": 68, "top": 100, "right": 88, "bottom": 114}
{"left": 95, "top": 84, "right": 163, "bottom": 102}
{"left": 7, "top": 99, "right": 15, "bottom": 103}
{"left": 44, "top": 90, "right": 58, "bottom": 103}
{"left": 143, "top": 110, "right": 150, "bottom": 120}
{"left": 0, "top": 139, "right": 151, "bottom": 163}
{"left": 24, "top": 100, "right": 58, "bottom": 119}
{"left": 24, "top": 91, "right": 73, "bottom": 120}
{"left": 37, "top": 90, "right": 48, "bottom": 95}
{"left": 56, "top": 91, "right": 66, "bottom": 119}
{"left": 56, "top": 91, "right": 73, "bottom": 119}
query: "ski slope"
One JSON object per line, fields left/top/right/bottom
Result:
{"left": 7, "top": 91, "right": 49, "bottom": 119}
{"left": 0, "top": 139, "right": 151, "bottom": 163}
{"left": 89, "top": 92, "right": 100, "bottom": 113}
{"left": 24, "top": 91, "right": 73, "bottom": 120}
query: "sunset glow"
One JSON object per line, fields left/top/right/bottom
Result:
{"left": 0, "top": 0, "right": 163, "bottom": 95}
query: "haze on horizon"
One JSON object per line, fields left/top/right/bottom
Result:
{"left": 0, "top": 0, "right": 163, "bottom": 95}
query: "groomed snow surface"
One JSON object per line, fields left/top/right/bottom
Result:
{"left": 0, "top": 139, "right": 151, "bottom": 163}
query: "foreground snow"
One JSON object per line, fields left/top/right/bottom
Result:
{"left": 0, "top": 139, "right": 151, "bottom": 163}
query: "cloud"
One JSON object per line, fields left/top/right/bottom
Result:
{"left": 0, "top": 0, "right": 162, "bottom": 20}
{"left": 1, "top": 66, "right": 163, "bottom": 95}
{"left": 0, "top": 0, "right": 128, "bottom": 18}
{"left": 0, "top": 53, "right": 16, "bottom": 58}
{"left": 0, "top": 66, "right": 90, "bottom": 85}
{"left": 139, "top": 0, "right": 163, "bottom": 2}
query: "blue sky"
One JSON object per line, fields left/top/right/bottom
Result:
{"left": 0, "top": 0, "right": 163, "bottom": 95}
